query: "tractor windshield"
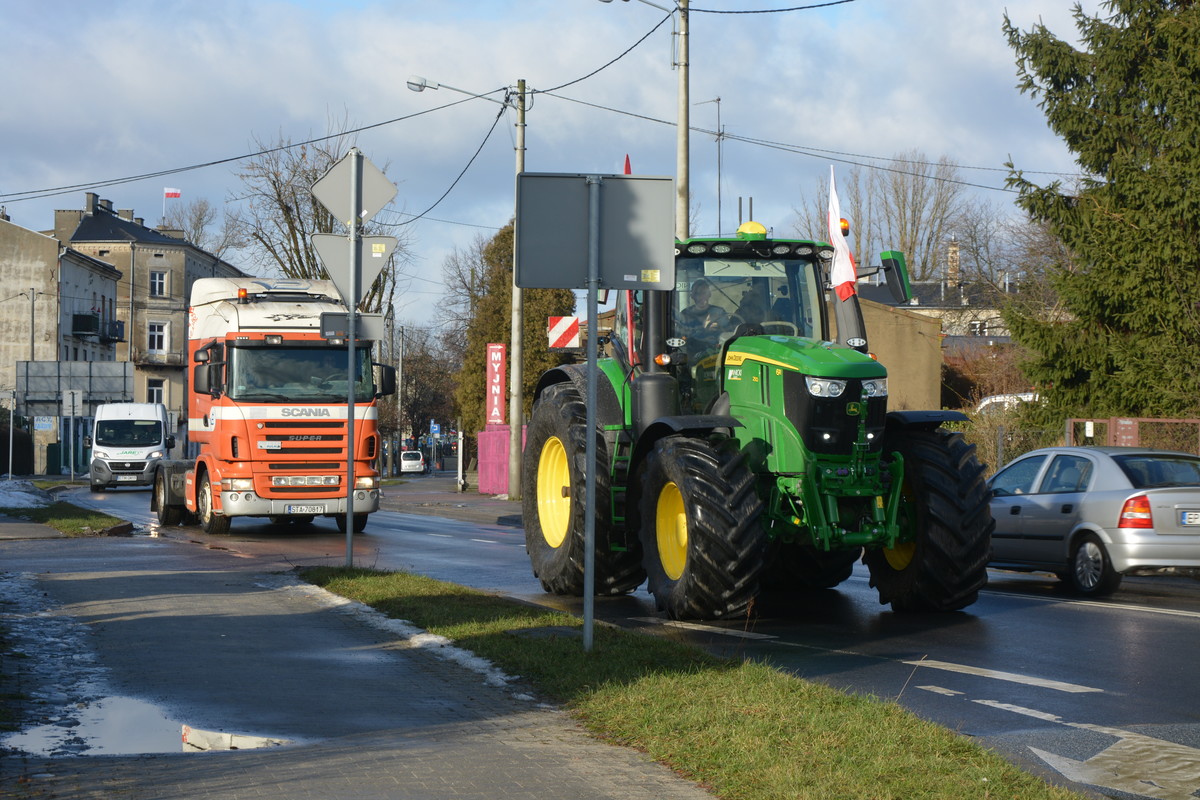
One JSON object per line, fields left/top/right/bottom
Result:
{"left": 672, "top": 256, "right": 823, "bottom": 350}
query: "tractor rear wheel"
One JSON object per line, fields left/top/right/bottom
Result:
{"left": 635, "top": 435, "right": 764, "bottom": 619}
{"left": 522, "top": 382, "right": 645, "bottom": 596}
{"left": 864, "top": 427, "right": 992, "bottom": 611}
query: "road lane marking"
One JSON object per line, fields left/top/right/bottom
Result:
{"left": 917, "top": 685, "right": 964, "bottom": 697}
{"left": 975, "top": 701, "right": 1200, "bottom": 800}
{"left": 901, "top": 659, "right": 1103, "bottom": 693}
{"left": 631, "top": 617, "right": 778, "bottom": 640}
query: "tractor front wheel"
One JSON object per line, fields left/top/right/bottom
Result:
{"left": 636, "top": 435, "right": 764, "bottom": 620}
{"left": 864, "top": 427, "right": 992, "bottom": 612}
{"left": 522, "top": 382, "right": 645, "bottom": 596}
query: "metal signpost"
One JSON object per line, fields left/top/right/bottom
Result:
{"left": 515, "top": 172, "right": 674, "bottom": 651}
{"left": 62, "top": 389, "right": 83, "bottom": 482}
{"left": 311, "top": 148, "right": 398, "bottom": 566}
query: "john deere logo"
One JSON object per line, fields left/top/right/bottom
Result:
{"left": 846, "top": 402, "right": 863, "bottom": 416}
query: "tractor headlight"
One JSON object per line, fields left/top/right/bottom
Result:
{"left": 805, "top": 377, "right": 847, "bottom": 398}
{"left": 861, "top": 378, "right": 889, "bottom": 397}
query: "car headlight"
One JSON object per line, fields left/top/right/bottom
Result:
{"left": 355, "top": 476, "right": 379, "bottom": 490}
{"left": 93, "top": 450, "right": 111, "bottom": 460}
{"left": 148, "top": 451, "right": 164, "bottom": 459}
{"left": 861, "top": 378, "right": 888, "bottom": 397}
{"left": 806, "top": 377, "right": 847, "bottom": 398}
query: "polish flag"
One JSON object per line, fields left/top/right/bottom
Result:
{"left": 827, "top": 167, "right": 857, "bottom": 301}
{"left": 164, "top": 188, "right": 181, "bottom": 198}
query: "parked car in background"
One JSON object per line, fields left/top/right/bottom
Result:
{"left": 988, "top": 446, "right": 1200, "bottom": 595}
{"left": 400, "top": 450, "right": 428, "bottom": 474}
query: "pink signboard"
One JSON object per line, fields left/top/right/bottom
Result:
{"left": 486, "top": 343, "right": 506, "bottom": 426}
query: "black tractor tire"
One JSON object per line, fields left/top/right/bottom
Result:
{"left": 198, "top": 472, "right": 231, "bottom": 536}
{"left": 154, "top": 469, "right": 182, "bottom": 527}
{"left": 336, "top": 514, "right": 369, "bottom": 534}
{"left": 635, "top": 435, "right": 764, "bottom": 620}
{"left": 1066, "top": 533, "right": 1122, "bottom": 596}
{"left": 761, "top": 542, "right": 861, "bottom": 593}
{"left": 522, "top": 382, "right": 645, "bottom": 597}
{"left": 864, "top": 427, "right": 992, "bottom": 612}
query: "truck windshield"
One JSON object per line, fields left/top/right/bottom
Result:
{"left": 96, "top": 420, "right": 163, "bottom": 447}
{"left": 228, "top": 346, "right": 375, "bottom": 402}
{"left": 672, "top": 257, "right": 822, "bottom": 349}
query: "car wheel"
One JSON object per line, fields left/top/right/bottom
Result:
{"left": 1067, "top": 533, "right": 1122, "bottom": 596}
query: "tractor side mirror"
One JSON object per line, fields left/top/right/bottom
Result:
{"left": 879, "top": 250, "right": 912, "bottom": 304}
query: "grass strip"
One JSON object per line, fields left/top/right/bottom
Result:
{"left": 302, "top": 566, "right": 1085, "bottom": 800}
{"left": 0, "top": 502, "right": 127, "bottom": 537}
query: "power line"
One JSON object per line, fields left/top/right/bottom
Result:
{"left": 690, "top": 1, "right": 856, "bottom": 12}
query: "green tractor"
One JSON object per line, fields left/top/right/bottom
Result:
{"left": 522, "top": 221, "right": 993, "bottom": 620}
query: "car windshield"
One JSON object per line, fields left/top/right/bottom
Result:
{"left": 1114, "top": 454, "right": 1200, "bottom": 488}
{"left": 95, "top": 420, "right": 162, "bottom": 447}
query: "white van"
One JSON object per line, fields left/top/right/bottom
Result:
{"left": 87, "top": 403, "right": 174, "bottom": 491}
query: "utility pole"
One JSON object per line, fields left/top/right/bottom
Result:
{"left": 676, "top": 0, "right": 689, "bottom": 241}
{"left": 507, "top": 79, "right": 527, "bottom": 499}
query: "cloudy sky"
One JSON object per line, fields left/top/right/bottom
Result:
{"left": 1, "top": 0, "right": 1104, "bottom": 328}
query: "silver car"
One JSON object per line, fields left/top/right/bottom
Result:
{"left": 988, "top": 446, "right": 1200, "bottom": 596}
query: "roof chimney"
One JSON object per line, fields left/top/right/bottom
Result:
{"left": 86, "top": 192, "right": 99, "bottom": 213}
{"left": 119, "top": 209, "right": 134, "bottom": 221}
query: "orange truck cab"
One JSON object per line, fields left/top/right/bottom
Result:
{"left": 151, "top": 278, "right": 396, "bottom": 535}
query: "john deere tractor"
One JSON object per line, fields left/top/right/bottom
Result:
{"left": 522, "top": 222, "right": 993, "bottom": 620}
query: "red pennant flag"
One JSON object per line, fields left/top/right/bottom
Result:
{"left": 623, "top": 155, "right": 631, "bottom": 175}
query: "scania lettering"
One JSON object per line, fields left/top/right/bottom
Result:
{"left": 151, "top": 278, "right": 396, "bottom": 535}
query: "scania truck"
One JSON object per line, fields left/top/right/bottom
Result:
{"left": 152, "top": 278, "right": 396, "bottom": 534}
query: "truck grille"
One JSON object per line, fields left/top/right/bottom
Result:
{"left": 259, "top": 421, "right": 346, "bottom": 456}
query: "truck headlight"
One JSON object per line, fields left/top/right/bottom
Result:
{"left": 806, "top": 377, "right": 847, "bottom": 398}
{"left": 355, "top": 476, "right": 379, "bottom": 490}
{"left": 148, "top": 451, "right": 164, "bottom": 459}
{"left": 221, "top": 478, "right": 255, "bottom": 491}
{"left": 861, "top": 378, "right": 888, "bottom": 397}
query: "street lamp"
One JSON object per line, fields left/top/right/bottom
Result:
{"left": 407, "top": 75, "right": 529, "bottom": 499}
{"left": 597, "top": 0, "right": 689, "bottom": 240}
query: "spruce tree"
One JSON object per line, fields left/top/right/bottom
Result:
{"left": 1003, "top": 2, "right": 1200, "bottom": 419}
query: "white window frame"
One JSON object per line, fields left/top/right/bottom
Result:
{"left": 149, "top": 270, "right": 167, "bottom": 297}
{"left": 147, "top": 322, "right": 167, "bottom": 353}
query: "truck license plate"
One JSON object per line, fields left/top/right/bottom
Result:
{"left": 287, "top": 505, "right": 325, "bottom": 514}
{"left": 1180, "top": 511, "right": 1200, "bottom": 526}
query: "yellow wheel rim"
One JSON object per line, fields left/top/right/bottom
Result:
{"left": 655, "top": 481, "right": 688, "bottom": 580}
{"left": 536, "top": 435, "right": 571, "bottom": 548}
{"left": 884, "top": 540, "right": 916, "bottom": 570}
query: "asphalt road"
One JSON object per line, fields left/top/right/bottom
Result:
{"left": 51, "top": 480, "right": 1200, "bottom": 799}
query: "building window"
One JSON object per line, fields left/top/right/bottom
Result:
{"left": 969, "top": 320, "right": 987, "bottom": 337}
{"left": 147, "top": 322, "right": 167, "bottom": 353}
{"left": 149, "top": 271, "right": 167, "bottom": 297}
{"left": 147, "top": 379, "right": 165, "bottom": 405}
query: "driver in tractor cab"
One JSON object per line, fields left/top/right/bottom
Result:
{"left": 678, "top": 278, "right": 729, "bottom": 348}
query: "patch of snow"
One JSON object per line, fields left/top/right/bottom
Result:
{"left": 0, "top": 480, "right": 54, "bottom": 509}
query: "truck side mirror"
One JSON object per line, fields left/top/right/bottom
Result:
{"left": 374, "top": 363, "right": 397, "bottom": 397}
{"left": 84, "top": 436, "right": 92, "bottom": 448}
{"left": 879, "top": 250, "right": 913, "bottom": 304}
{"left": 166, "top": 435, "right": 176, "bottom": 450}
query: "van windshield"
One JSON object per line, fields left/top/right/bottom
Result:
{"left": 96, "top": 420, "right": 163, "bottom": 447}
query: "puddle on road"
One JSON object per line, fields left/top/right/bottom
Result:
{"left": 2, "top": 695, "right": 292, "bottom": 756}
